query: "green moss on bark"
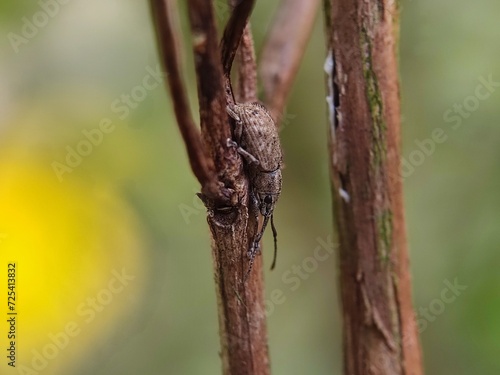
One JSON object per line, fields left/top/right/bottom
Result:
{"left": 376, "top": 209, "right": 393, "bottom": 264}
{"left": 360, "top": 27, "right": 387, "bottom": 170}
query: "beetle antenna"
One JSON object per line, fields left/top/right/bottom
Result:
{"left": 270, "top": 214, "right": 278, "bottom": 270}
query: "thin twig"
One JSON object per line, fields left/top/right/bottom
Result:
{"left": 260, "top": 0, "right": 320, "bottom": 122}
{"left": 187, "top": 0, "right": 240, "bottom": 202}
{"left": 237, "top": 24, "right": 258, "bottom": 102}
{"left": 221, "top": 0, "right": 256, "bottom": 104}
{"left": 228, "top": 1, "right": 261, "bottom": 279}
{"left": 221, "top": 0, "right": 256, "bottom": 76}
{"left": 149, "top": 0, "right": 221, "bottom": 199}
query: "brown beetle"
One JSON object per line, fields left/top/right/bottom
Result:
{"left": 227, "top": 102, "right": 283, "bottom": 276}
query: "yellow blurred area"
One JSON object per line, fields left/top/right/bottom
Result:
{"left": 1, "top": 0, "right": 500, "bottom": 374}
{"left": 0, "top": 149, "right": 146, "bottom": 375}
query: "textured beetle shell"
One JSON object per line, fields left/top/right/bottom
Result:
{"left": 227, "top": 102, "right": 283, "bottom": 273}
{"left": 251, "top": 168, "right": 282, "bottom": 197}
{"left": 232, "top": 103, "right": 282, "bottom": 173}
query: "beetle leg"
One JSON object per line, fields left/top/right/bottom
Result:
{"left": 226, "top": 105, "right": 243, "bottom": 141}
{"left": 226, "top": 105, "right": 240, "bottom": 121}
{"left": 245, "top": 196, "right": 278, "bottom": 279}
{"left": 253, "top": 213, "right": 269, "bottom": 249}
{"left": 251, "top": 194, "right": 272, "bottom": 252}
{"left": 244, "top": 190, "right": 261, "bottom": 280}
{"left": 226, "top": 139, "right": 260, "bottom": 165}
{"left": 246, "top": 190, "right": 260, "bottom": 257}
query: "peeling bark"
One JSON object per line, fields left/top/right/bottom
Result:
{"left": 323, "top": 1, "right": 424, "bottom": 374}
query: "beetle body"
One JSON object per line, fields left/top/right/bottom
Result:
{"left": 227, "top": 102, "right": 283, "bottom": 276}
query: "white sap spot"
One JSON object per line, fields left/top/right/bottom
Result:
{"left": 339, "top": 188, "right": 350, "bottom": 203}
{"left": 324, "top": 50, "right": 334, "bottom": 75}
{"left": 324, "top": 50, "right": 335, "bottom": 134}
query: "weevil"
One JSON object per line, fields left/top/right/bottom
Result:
{"left": 226, "top": 102, "right": 283, "bottom": 277}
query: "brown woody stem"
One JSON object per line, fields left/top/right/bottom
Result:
{"left": 324, "top": 0, "right": 423, "bottom": 374}
{"left": 149, "top": 0, "right": 220, "bottom": 199}
{"left": 189, "top": 1, "right": 270, "bottom": 374}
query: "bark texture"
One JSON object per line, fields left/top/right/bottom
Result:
{"left": 150, "top": 0, "right": 319, "bottom": 373}
{"left": 323, "top": 1, "right": 424, "bottom": 374}
{"left": 151, "top": 1, "right": 271, "bottom": 374}
{"left": 189, "top": 1, "right": 270, "bottom": 374}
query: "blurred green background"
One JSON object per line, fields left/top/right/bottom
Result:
{"left": 0, "top": 0, "right": 499, "bottom": 374}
